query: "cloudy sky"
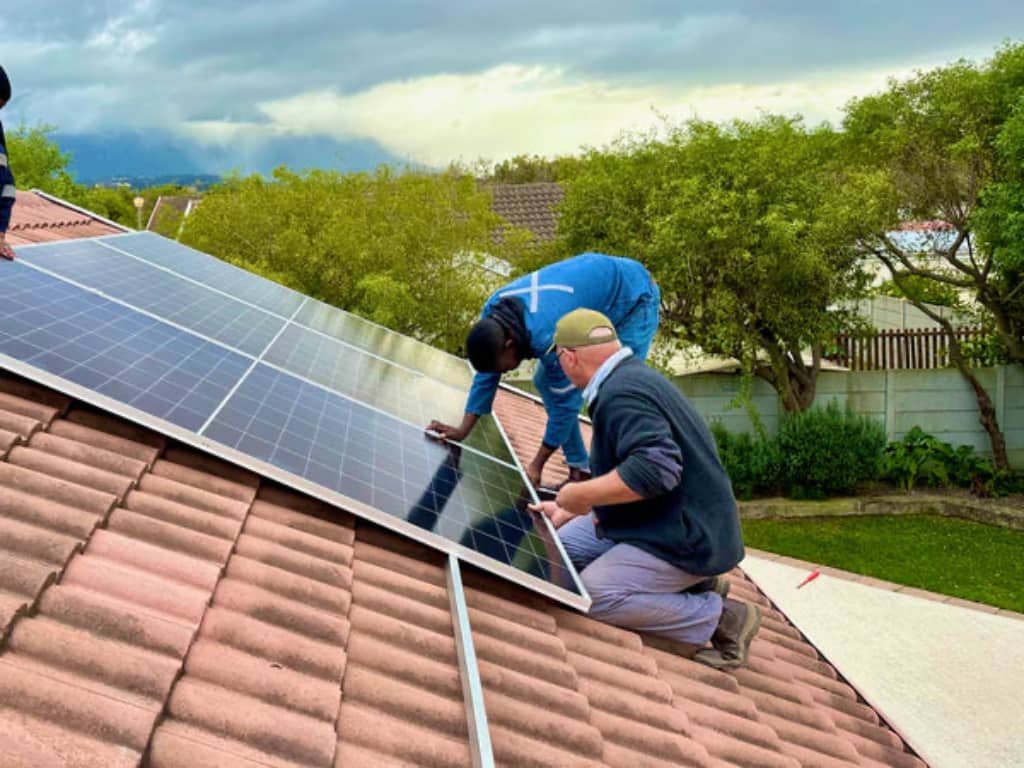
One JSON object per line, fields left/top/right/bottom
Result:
{"left": 2, "top": 2, "right": 1022, "bottom": 176}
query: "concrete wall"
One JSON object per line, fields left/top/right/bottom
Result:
{"left": 846, "top": 295, "right": 959, "bottom": 330}
{"left": 672, "top": 365, "right": 1024, "bottom": 468}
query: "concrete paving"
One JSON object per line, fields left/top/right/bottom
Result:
{"left": 742, "top": 554, "right": 1024, "bottom": 768}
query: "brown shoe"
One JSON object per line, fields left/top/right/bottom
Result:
{"left": 694, "top": 598, "right": 761, "bottom": 670}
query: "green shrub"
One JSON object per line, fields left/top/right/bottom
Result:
{"left": 711, "top": 422, "right": 782, "bottom": 500}
{"left": 776, "top": 400, "right": 887, "bottom": 499}
{"left": 880, "top": 427, "right": 1002, "bottom": 494}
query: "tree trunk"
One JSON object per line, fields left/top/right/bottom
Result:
{"left": 755, "top": 345, "right": 820, "bottom": 412}
{"left": 948, "top": 333, "right": 1010, "bottom": 470}
{"left": 877, "top": 254, "right": 1012, "bottom": 470}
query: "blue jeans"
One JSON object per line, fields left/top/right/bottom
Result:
{"left": 560, "top": 513, "right": 722, "bottom": 645}
{"left": 534, "top": 363, "right": 590, "bottom": 470}
{"left": 617, "top": 283, "right": 661, "bottom": 362}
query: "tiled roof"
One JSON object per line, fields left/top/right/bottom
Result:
{"left": 896, "top": 220, "right": 955, "bottom": 232}
{"left": 6, "top": 190, "right": 124, "bottom": 246}
{"left": 0, "top": 371, "right": 928, "bottom": 768}
{"left": 493, "top": 385, "right": 593, "bottom": 488}
{"left": 488, "top": 182, "right": 564, "bottom": 243}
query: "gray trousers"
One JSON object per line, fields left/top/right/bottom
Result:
{"left": 560, "top": 514, "right": 722, "bottom": 645}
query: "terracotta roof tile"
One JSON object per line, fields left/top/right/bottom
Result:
{"left": 0, "top": 370, "right": 928, "bottom": 768}
{"left": 488, "top": 182, "right": 564, "bottom": 243}
{"left": 493, "top": 385, "right": 593, "bottom": 486}
{"left": 6, "top": 191, "right": 124, "bottom": 247}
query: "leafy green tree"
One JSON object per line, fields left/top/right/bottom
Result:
{"left": 4, "top": 125, "right": 148, "bottom": 227}
{"left": 5, "top": 124, "right": 79, "bottom": 199}
{"left": 182, "top": 166, "right": 534, "bottom": 352}
{"left": 486, "top": 153, "right": 583, "bottom": 183}
{"left": 557, "top": 116, "right": 879, "bottom": 411}
{"left": 72, "top": 185, "right": 137, "bottom": 226}
{"left": 875, "top": 275, "right": 961, "bottom": 307}
{"left": 845, "top": 42, "right": 1024, "bottom": 468}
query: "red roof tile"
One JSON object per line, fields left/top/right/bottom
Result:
{"left": 493, "top": 384, "right": 593, "bottom": 487}
{"left": 0, "top": 371, "right": 928, "bottom": 767}
{"left": 6, "top": 190, "right": 125, "bottom": 246}
{"left": 896, "top": 220, "right": 955, "bottom": 232}
{"left": 488, "top": 182, "right": 564, "bottom": 243}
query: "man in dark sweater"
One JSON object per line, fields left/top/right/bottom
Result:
{"left": 0, "top": 66, "right": 16, "bottom": 261}
{"left": 530, "top": 309, "right": 761, "bottom": 668}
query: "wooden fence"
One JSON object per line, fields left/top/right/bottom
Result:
{"left": 826, "top": 327, "right": 985, "bottom": 371}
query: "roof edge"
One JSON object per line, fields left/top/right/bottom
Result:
{"left": 31, "top": 188, "right": 132, "bottom": 234}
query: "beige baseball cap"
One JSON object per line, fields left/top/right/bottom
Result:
{"left": 546, "top": 308, "right": 618, "bottom": 354}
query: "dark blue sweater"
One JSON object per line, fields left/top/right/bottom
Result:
{"left": 0, "top": 121, "right": 15, "bottom": 233}
{"left": 588, "top": 356, "right": 744, "bottom": 575}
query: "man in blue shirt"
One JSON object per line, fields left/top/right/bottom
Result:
{"left": 0, "top": 66, "right": 15, "bottom": 261}
{"left": 428, "top": 253, "right": 659, "bottom": 488}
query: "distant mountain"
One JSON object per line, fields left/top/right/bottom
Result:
{"left": 95, "top": 174, "right": 223, "bottom": 190}
{"left": 56, "top": 131, "right": 401, "bottom": 185}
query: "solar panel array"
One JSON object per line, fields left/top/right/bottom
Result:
{"left": 6, "top": 232, "right": 586, "bottom": 607}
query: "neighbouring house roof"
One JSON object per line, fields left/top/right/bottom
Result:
{"left": 6, "top": 190, "right": 125, "bottom": 245}
{"left": 488, "top": 182, "right": 564, "bottom": 243}
{"left": 0, "top": 203, "right": 928, "bottom": 768}
{"left": 146, "top": 195, "right": 202, "bottom": 232}
{"left": 896, "top": 220, "right": 955, "bottom": 232}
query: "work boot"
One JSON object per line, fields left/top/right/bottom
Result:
{"left": 684, "top": 576, "right": 730, "bottom": 599}
{"left": 694, "top": 598, "right": 761, "bottom": 670}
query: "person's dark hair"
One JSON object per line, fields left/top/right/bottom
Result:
{"left": 0, "top": 67, "right": 10, "bottom": 103}
{"left": 466, "top": 317, "right": 506, "bottom": 372}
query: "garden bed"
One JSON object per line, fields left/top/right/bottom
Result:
{"left": 739, "top": 491, "right": 1024, "bottom": 530}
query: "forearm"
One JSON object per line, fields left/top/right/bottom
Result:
{"left": 456, "top": 412, "right": 479, "bottom": 436}
{"left": 559, "top": 468, "right": 643, "bottom": 515}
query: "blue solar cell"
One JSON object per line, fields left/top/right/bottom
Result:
{"left": 203, "top": 364, "right": 579, "bottom": 594}
{"left": 261, "top": 324, "right": 512, "bottom": 460}
{"left": 294, "top": 297, "right": 473, "bottom": 388}
{"left": 0, "top": 261, "right": 251, "bottom": 431}
{"left": 99, "top": 232, "right": 305, "bottom": 317}
{"left": 21, "top": 239, "right": 286, "bottom": 356}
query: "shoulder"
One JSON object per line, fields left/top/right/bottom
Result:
{"left": 595, "top": 359, "right": 656, "bottom": 403}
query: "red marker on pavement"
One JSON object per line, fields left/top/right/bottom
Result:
{"left": 796, "top": 569, "right": 821, "bottom": 589}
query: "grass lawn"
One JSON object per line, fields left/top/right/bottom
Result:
{"left": 741, "top": 514, "right": 1024, "bottom": 613}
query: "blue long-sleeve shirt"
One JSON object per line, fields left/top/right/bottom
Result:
{"left": 0, "top": 121, "right": 15, "bottom": 233}
{"left": 465, "top": 253, "right": 656, "bottom": 449}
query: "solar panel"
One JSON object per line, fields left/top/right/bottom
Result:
{"left": 294, "top": 297, "right": 473, "bottom": 389}
{"left": 22, "top": 235, "right": 512, "bottom": 462}
{"left": 100, "top": 231, "right": 305, "bottom": 316}
{"left": 203, "top": 364, "right": 578, "bottom": 594}
{"left": 0, "top": 261, "right": 252, "bottom": 431}
{"left": 101, "top": 232, "right": 475, "bottom": 388}
{"left": 262, "top": 324, "right": 512, "bottom": 461}
{"left": 3, "top": 238, "right": 588, "bottom": 608}
{"left": 21, "top": 239, "right": 286, "bottom": 356}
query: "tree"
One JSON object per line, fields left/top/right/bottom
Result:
{"left": 182, "top": 166, "right": 534, "bottom": 352}
{"left": 844, "top": 42, "right": 1024, "bottom": 469}
{"left": 5, "top": 124, "right": 174, "bottom": 228}
{"left": 557, "top": 116, "right": 879, "bottom": 412}
{"left": 486, "top": 154, "right": 583, "bottom": 184}
{"left": 5, "top": 124, "right": 79, "bottom": 199}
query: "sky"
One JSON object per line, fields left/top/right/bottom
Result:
{"left": 2, "top": 1, "right": 1022, "bottom": 177}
